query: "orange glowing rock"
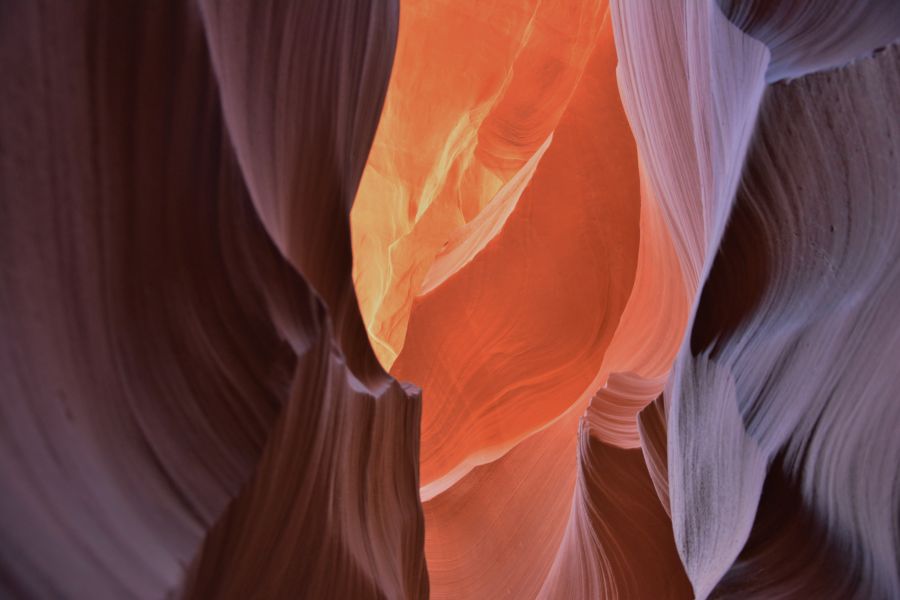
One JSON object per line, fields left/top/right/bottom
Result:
{"left": 352, "top": 0, "right": 608, "bottom": 369}
{"left": 351, "top": 2, "right": 692, "bottom": 596}
{"left": 353, "top": 0, "right": 691, "bottom": 492}
{"left": 390, "top": 12, "right": 642, "bottom": 492}
{"left": 423, "top": 399, "right": 584, "bottom": 600}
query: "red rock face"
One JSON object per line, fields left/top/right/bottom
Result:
{"left": 2, "top": 0, "right": 899, "bottom": 598}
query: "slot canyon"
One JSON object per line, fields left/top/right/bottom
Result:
{"left": 2, "top": 0, "right": 899, "bottom": 598}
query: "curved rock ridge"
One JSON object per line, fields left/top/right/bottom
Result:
{"left": 0, "top": 0, "right": 424, "bottom": 598}
{"left": 680, "top": 43, "right": 900, "bottom": 599}
{"left": 422, "top": 399, "right": 584, "bottom": 600}
{"left": 718, "top": 0, "right": 900, "bottom": 81}
{"left": 199, "top": 0, "right": 398, "bottom": 390}
{"left": 637, "top": 395, "right": 673, "bottom": 517}
{"left": 613, "top": 0, "right": 900, "bottom": 597}
{"left": 710, "top": 455, "right": 865, "bottom": 599}
{"left": 4, "top": 0, "right": 900, "bottom": 597}
{"left": 583, "top": 373, "right": 665, "bottom": 449}
{"left": 185, "top": 333, "right": 426, "bottom": 599}
{"left": 538, "top": 405, "right": 691, "bottom": 600}
{"left": 608, "top": 5, "right": 771, "bottom": 593}
{"left": 611, "top": 0, "right": 770, "bottom": 295}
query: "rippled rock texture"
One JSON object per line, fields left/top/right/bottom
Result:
{"left": 2, "top": 0, "right": 899, "bottom": 598}
{"left": 1, "top": 1, "right": 424, "bottom": 598}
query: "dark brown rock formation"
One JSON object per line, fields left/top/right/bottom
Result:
{"left": 0, "top": 1, "right": 425, "bottom": 597}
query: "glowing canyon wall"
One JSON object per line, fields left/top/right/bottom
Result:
{"left": 1, "top": 0, "right": 898, "bottom": 598}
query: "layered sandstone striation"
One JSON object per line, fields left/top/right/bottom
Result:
{"left": 1, "top": 1, "right": 424, "bottom": 598}
{"left": 2, "top": 0, "right": 899, "bottom": 598}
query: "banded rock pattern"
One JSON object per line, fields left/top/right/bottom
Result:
{"left": 1, "top": 0, "right": 898, "bottom": 598}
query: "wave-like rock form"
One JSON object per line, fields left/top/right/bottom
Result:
{"left": 190, "top": 4, "right": 428, "bottom": 595}
{"left": 5, "top": 0, "right": 900, "bottom": 597}
{"left": 614, "top": 0, "right": 900, "bottom": 597}
{"left": 199, "top": 0, "right": 397, "bottom": 388}
{"left": 691, "top": 44, "right": 900, "bottom": 599}
{"left": 718, "top": 0, "right": 900, "bottom": 81}
{"left": 636, "top": 395, "right": 672, "bottom": 517}
{"left": 346, "top": 4, "right": 698, "bottom": 599}
{"left": 609, "top": 5, "right": 770, "bottom": 592}
{"left": 611, "top": 0, "right": 770, "bottom": 293}
{"left": 186, "top": 333, "right": 426, "bottom": 598}
{"left": 423, "top": 400, "right": 583, "bottom": 600}
{"left": 352, "top": 0, "right": 663, "bottom": 500}
{"left": 391, "top": 10, "right": 643, "bottom": 494}
{"left": 0, "top": 0, "right": 424, "bottom": 597}
{"left": 539, "top": 400, "right": 691, "bottom": 600}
